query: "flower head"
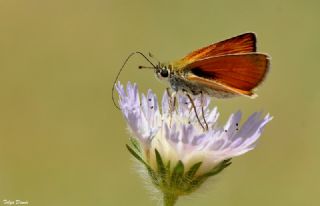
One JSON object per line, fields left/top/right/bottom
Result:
{"left": 116, "top": 81, "right": 272, "bottom": 204}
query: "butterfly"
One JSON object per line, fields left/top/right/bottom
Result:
{"left": 152, "top": 32, "right": 269, "bottom": 99}
{"left": 112, "top": 33, "right": 270, "bottom": 129}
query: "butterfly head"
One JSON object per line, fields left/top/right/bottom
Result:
{"left": 155, "top": 63, "right": 172, "bottom": 81}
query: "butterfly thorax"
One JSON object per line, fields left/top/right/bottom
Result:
{"left": 155, "top": 62, "right": 205, "bottom": 95}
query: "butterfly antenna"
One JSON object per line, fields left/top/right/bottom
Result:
{"left": 112, "top": 51, "right": 156, "bottom": 110}
{"left": 138, "top": 65, "right": 154, "bottom": 69}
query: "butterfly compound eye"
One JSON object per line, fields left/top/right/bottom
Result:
{"left": 160, "top": 69, "right": 169, "bottom": 78}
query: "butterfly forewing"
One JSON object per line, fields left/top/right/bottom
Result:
{"left": 179, "top": 33, "right": 257, "bottom": 65}
{"left": 186, "top": 53, "right": 269, "bottom": 94}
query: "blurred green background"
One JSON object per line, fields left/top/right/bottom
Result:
{"left": 0, "top": 0, "right": 319, "bottom": 205}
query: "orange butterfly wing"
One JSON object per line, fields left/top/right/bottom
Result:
{"left": 186, "top": 53, "right": 269, "bottom": 96}
{"left": 180, "top": 33, "right": 256, "bottom": 64}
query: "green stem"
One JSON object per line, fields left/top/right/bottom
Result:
{"left": 163, "top": 193, "right": 178, "bottom": 206}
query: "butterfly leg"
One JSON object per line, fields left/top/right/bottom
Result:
{"left": 186, "top": 93, "right": 205, "bottom": 131}
{"left": 200, "top": 92, "right": 209, "bottom": 131}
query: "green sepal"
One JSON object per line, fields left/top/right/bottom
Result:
{"left": 126, "top": 144, "right": 148, "bottom": 167}
{"left": 166, "top": 160, "right": 171, "bottom": 172}
{"left": 171, "top": 160, "right": 184, "bottom": 187}
{"left": 155, "top": 149, "right": 167, "bottom": 184}
{"left": 172, "top": 161, "right": 184, "bottom": 178}
{"left": 184, "top": 159, "right": 232, "bottom": 193}
{"left": 203, "top": 158, "right": 232, "bottom": 177}
{"left": 185, "top": 162, "right": 202, "bottom": 180}
{"left": 129, "top": 137, "right": 141, "bottom": 153}
{"left": 126, "top": 144, "right": 159, "bottom": 186}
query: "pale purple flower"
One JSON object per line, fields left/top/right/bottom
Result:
{"left": 116, "top": 81, "right": 272, "bottom": 176}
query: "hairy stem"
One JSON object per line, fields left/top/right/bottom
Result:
{"left": 163, "top": 193, "right": 178, "bottom": 206}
